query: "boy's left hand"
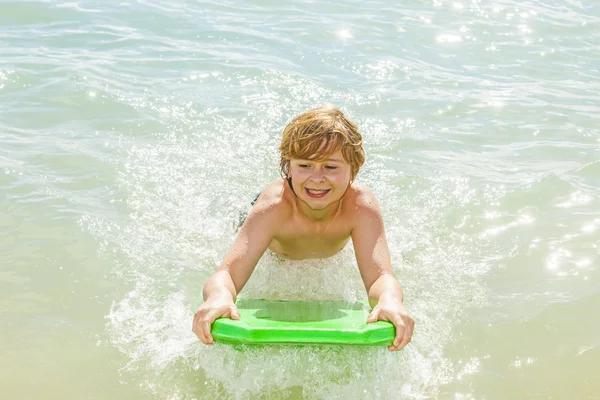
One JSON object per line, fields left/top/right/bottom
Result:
{"left": 366, "top": 296, "right": 414, "bottom": 351}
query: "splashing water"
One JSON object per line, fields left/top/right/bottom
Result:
{"left": 81, "top": 70, "right": 493, "bottom": 399}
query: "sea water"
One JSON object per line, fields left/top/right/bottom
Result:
{"left": 1, "top": 0, "right": 599, "bottom": 399}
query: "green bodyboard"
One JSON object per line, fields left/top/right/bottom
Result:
{"left": 211, "top": 299, "right": 395, "bottom": 346}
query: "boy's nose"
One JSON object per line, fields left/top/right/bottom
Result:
{"left": 310, "top": 167, "right": 325, "bottom": 181}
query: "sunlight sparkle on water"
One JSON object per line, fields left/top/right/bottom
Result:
{"left": 512, "top": 357, "right": 535, "bottom": 368}
{"left": 488, "top": 100, "right": 504, "bottom": 108}
{"left": 518, "top": 24, "right": 532, "bottom": 34}
{"left": 456, "top": 357, "right": 480, "bottom": 380}
{"left": 575, "top": 258, "right": 592, "bottom": 268}
{"left": 436, "top": 34, "right": 462, "bottom": 43}
{"left": 0, "top": 70, "right": 7, "bottom": 89}
{"left": 482, "top": 214, "right": 534, "bottom": 237}
{"left": 581, "top": 219, "right": 600, "bottom": 233}
{"left": 517, "top": 214, "right": 534, "bottom": 225}
{"left": 337, "top": 28, "right": 353, "bottom": 39}
{"left": 484, "top": 211, "right": 501, "bottom": 220}
{"left": 546, "top": 248, "right": 571, "bottom": 271}
{"left": 557, "top": 191, "right": 593, "bottom": 208}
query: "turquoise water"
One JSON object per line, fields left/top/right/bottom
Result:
{"left": 1, "top": 0, "right": 599, "bottom": 399}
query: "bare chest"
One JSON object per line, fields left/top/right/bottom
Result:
{"left": 269, "top": 221, "right": 352, "bottom": 260}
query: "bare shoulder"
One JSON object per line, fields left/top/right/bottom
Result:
{"left": 345, "top": 181, "right": 381, "bottom": 211}
{"left": 247, "top": 178, "right": 293, "bottom": 222}
{"left": 342, "top": 182, "right": 383, "bottom": 229}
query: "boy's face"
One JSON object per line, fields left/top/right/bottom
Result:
{"left": 288, "top": 149, "right": 352, "bottom": 211}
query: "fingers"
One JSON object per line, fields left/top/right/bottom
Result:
{"left": 367, "top": 307, "right": 413, "bottom": 351}
{"left": 367, "top": 307, "right": 410, "bottom": 351}
{"left": 192, "top": 312, "right": 202, "bottom": 340}
{"left": 388, "top": 316, "right": 414, "bottom": 352}
{"left": 203, "top": 314, "right": 216, "bottom": 344}
{"left": 229, "top": 305, "right": 240, "bottom": 320}
{"left": 192, "top": 304, "right": 242, "bottom": 345}
{"left": 192, "top": 309, "right": 217, "bottom": 344}
{"left": 389, "top": 315, "right": 405, "bottom": 349}
{"left": 366, "top": 307, "right": 380, "bottom": 324}
{"left": 195, "top": 312, "right": 215, "bottom": 344}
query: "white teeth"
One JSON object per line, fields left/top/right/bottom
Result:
{"left": 307, "top": 189, "right": 328, "bottom": 194}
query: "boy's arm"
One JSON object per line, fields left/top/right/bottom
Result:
{"left": 193, "top": 197, "right": 282, "bottom": 343}
{"left": 204, "top": 203, "right": 278, "bottom": 299}
{"left": 351, "top": 189, "right": 414, "bottom": 351}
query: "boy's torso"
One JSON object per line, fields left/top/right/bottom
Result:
{"left": 259, "top": 179, "right": 360, "bottom": 260}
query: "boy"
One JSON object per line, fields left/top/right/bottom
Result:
{"left": 192, "top": 106, "right": 414, "bottom": 351}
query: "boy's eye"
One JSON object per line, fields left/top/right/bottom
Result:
{"left": 325, "top": 166, "right": 337, "bottom": 170}
{"left": 299, "top": 164, "right": 309, "bottom": 168}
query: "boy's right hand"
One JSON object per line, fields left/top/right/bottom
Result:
{"left": 192, "top": 297, "right": 240, "bottom": 344}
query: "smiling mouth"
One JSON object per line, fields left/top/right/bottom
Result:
{"left": 305, "top": 188, "right": 331, "bottom": 198}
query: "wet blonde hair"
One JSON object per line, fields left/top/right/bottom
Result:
{"left": 279, "top": 106, "right": 365, "bottom": 179}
